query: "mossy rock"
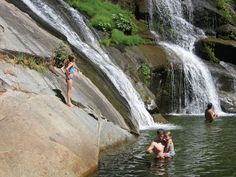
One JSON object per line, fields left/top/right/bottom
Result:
{"left": 152, "top": 114, "right": 168, "bottom": 123}
{"left": 216, "top": 24, "right": 236, "bottom": 40}
{"left": 195, "top": 37, "right": 236, "bottom": 65}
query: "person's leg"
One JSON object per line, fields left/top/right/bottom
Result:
{"left": 147, "top": 142, "right": 164, "bottom": 156}
{"left": 66, "top": 79, "right": 74, "bottom": 107}
{"left": 147, "top": 141, "right": 156, "bottom": 153}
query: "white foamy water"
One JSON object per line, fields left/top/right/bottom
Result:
{"left": 149, "top": 0, "right": 205, "bottom": 50}
{"left": 148, "top": 0, "right": 222, "bottom": 114}
{"left": 21, "top": 0, "right": 157, "bottom": 129}
{"left": 162, "top": 43, "right": 222, "bottom": 113}
{"left": 142, "top": 123, "right": 182, "bottom": 130}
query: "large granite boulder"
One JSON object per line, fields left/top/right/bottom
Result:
{"left": 0, "top": 1, "right": 60, "bottom": 58}
{"left": 0, "top": 90, "right": 134, "bottom": 177}
{"left": 0, "top": 60, "right": 130, "bottom": 131}
{"left": 0, "top": 60, "right": 135, "bottom": 176}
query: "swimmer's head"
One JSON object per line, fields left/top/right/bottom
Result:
{"left": 207, "top": 103, "right": 213, "bottom": 109}
{"left": 165, "top": 131, "right": 172, "bottom": 140}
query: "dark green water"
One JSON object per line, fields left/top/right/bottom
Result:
{"left": 93, "top": 116, "right": 236, "bottom": 177}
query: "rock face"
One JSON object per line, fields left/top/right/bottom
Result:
{"left": 195, "top": 38, "right": 236, "bottom": 65}
{"left": 0, "top": 60, "right": 130, "bottom": 131}
{"left": 192, "top": 0, "right": 236, "bottom": 30}
{"left": 207, "top": 61, "right": 236, "bottom": 113}
{"left": 0, "top": 1, "right": 60, "bottom": 58}
{"left": 106, "top": 44, "right": 169, "bottom": 113}
{"left": 0, "top": 60, "right": 134, "bottom": 176}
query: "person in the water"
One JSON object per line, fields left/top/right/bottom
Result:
{"left": 64, "top": 55, "right": 77, "bottom": 107}
{"left": 205, "top": 103, "right": 218, "bottom": 122}
{"left": 163, "top": 131, "right": 175, "bottom": 158}
{"left": 147, "top": 129, "right": 166, "bottom": 158}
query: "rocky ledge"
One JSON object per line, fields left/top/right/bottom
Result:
{"left": 0, "top": 60, "right": 135, "bottom": 177}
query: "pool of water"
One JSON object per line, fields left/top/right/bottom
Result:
{"left": 93, "top": 116, "right": 236, "bottom": 177}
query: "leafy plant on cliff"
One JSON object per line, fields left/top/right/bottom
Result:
{"left": 112, "top": 13, "right": 136, "bottom": 34}
{"left": 138, "top": 63, "right": 152, "bottom": 85}
{"left": 204, "top": 44, "right": 220, "bottom": 64}
{"left": 53, "top": 41, "right": 72, "bottom": 68}
{"left": 152, "top": 21, "right": 177, "bottom": 42}
{"left": 215, "top": 0, "right": 235, "bottom": 23}
{"left": 111, "top": 29, "right": 145, "bottom": 46}
{"left": 68, "top": 0, "right": 144, "bottom": 46}
{"left": 15, "top": 55, "right": 47, "bottom": 73}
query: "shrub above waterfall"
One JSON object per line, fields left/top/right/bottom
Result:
{"left": 68, "top": 0, "right": 136, "bottom": 32}
{"left": 68, "top": 0, "right": 144, "bottom": 45}
{"left": 111, "top": 29, "right": 145, "bottom": 46}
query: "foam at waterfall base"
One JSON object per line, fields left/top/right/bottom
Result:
{"left": 141, "top": 123, "right": 182, "bottom": 130}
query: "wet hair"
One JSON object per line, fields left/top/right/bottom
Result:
{"left": 65, "top": 55, "right": 75, "bottom": 68}
{"left": 165, "top": 131, "right": 172, "bottom": 137}
{"left": 157, "top": 129, "right": 164, "bottom": 135}
{"left": 207, "top": 103, "right": 213, "bottom": 109}
{"left": 68, "top": 55, "right": 75, "bottom": 62}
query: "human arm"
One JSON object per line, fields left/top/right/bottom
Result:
{"left": 165, "top": 140, "right": 170, "bottom": 152}
{"left": 65, "top": 62, "right": 74, "bottom": 78}
{"left": 210, "top": 110, "right": 217, "bottom": 120}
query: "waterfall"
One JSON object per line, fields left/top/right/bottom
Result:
{"left": 149, "top": 0, "right": 222, "bottom": 114}
{"left": 20, "top": 0, "right": 155, "bottom": 129}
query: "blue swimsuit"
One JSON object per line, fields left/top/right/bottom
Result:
{"left": 69, "top": 66, "right": 75, "bottom": 74}
{"left": 66, "top": 66, "right": 75, "bottom": 80}
{"left": 168, "top": 143, "right": 175, "bottom": 157}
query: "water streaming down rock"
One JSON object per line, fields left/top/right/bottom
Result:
{"left": 20, "top": 0, "right": 155, "bottom": 129}
{"left": 163, "top": 43, "right": 222, "bottom": 113}
{"left": 149, "top": 0, "right": 222, "bottom": 114}
{"left": 149, "top": 0, "right": 204, "bottom": 49}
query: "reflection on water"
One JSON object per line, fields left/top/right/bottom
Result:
{"left": 93, "top": 116, "right": 236, "bottom": 177}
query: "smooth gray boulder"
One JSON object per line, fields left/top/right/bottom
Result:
{"left": 0, "top": 1, "right": 60, "bottom": 58}
{"left": 0, "top": 60, "right": 130, "bottom": 131}
{"left": 0, "top": 90, "right": 134, "bottom": 177}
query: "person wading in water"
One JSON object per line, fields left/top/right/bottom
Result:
{"left": 205, "top": 103, "right": 218, "bottom": 122}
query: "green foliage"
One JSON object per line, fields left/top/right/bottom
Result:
{"left": 111, "top": 29, "right": 145, "bottom": 46}
{"left": 68, "top": 0, "right": 143, "bottom": 46}
{"left": 112, "top": 13, "right": 136, "bottom": 34}
{"left": 100, "top": 38, "right": 111, "bottom": 47}
{"left": 229, "top": 31, "right": 236, "bottom": 40}
{"left": 15, "top": 55, "right": 47, "bottom": 73}
{"left": 68, "top": 0, "right": 136, "bottom": 33}
{"left": 215, "top": 0, "right": 235, "bottom": 23}
{"left": 54, "top": 42, "right": 72, "bottom": 68}
{"left": 152, "top": 21, "right": 177, "bottom": 41}
{"left": 216, "top": 0, "right": 232, "bottom": 8}
{"left": 205, "top": 44, "right": 220, "bottom": 64}
{"left": 138, "top": 64, "right": 152, "bottom": 85}
{"left": 90, "top": 15, "right": 112, "bottom": 32}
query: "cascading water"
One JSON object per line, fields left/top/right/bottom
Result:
{"left": 20, "top": 0, "right": 155, "bottom": 129}
{"left": 149, "top": 0, "right": 222, "bottom": 114}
